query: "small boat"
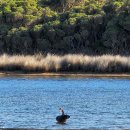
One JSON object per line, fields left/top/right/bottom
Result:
{"left": 56, "top": 108, "right": 70, "bottom": 123}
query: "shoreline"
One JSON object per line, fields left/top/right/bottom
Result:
{"left": 0, "top": 71, "right": 130, "bottom": 78}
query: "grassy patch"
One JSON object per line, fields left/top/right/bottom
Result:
{"left": 0, "top": 54, "right": 130, "bottom": 73}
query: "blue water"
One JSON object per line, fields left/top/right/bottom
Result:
{"left": 0, "top": 77, "right": 130, "bottom": 129}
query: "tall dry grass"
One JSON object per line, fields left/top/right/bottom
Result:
{"left": 0, "top": 54, "right": 130, "bottom": 73}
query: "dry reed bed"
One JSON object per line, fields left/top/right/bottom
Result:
{"left": 0, "top": 54, "right": 130, "bottom": 73}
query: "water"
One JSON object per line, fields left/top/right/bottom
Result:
{"left": 0, "top": 77, "right": 130, "bottom": 129}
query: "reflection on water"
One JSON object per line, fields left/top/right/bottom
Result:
{"left": 0, "top": 77, "right": 130, "bottom": 129}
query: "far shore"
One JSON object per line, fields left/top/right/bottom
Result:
{"left": 0, "top": 71, "right": 130, "bottom": 78}
{"left": 1, "top": 54, "right": 130, "bottom": 75}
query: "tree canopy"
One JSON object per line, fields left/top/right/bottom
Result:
{"left": 0, "top": 0, "right": 130, "bottom": 55}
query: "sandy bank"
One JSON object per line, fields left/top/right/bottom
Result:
{"left": 0, "top": 72, "right": 130, "bottom": 78}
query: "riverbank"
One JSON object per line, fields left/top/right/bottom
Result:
{"left": 0, "top": 71, "right": 130, "bottom": 78}
{"left": 1, "top": 54, "right": 130, "bottom": 77}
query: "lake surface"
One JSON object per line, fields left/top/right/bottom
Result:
{"left": 0, "top": 77, "right": 130, "bottom": 129}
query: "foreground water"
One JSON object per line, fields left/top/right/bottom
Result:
{"left": 0, "top": 77, "right": 130, "bottom": 129}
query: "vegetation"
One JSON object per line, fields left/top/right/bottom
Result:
{"left": 1, "top": 54, "right": 130, "bottom": 73}
{"left": 0, "top": 0, "right": 130, "bottom": 55}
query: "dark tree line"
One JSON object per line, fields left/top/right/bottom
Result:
{"left": 0, "top": 0, "right": 130, "bottom": 55}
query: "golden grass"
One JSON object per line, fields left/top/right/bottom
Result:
{"left": 0, "top": 54, "right": 130, "bottom": 73}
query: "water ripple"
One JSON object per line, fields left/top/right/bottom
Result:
{"left": 0, "top": 77, "right": 130, "bottom": 129}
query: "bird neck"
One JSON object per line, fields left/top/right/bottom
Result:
{"left": 61, "top": 109, "right": 64, "bottom": 115}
